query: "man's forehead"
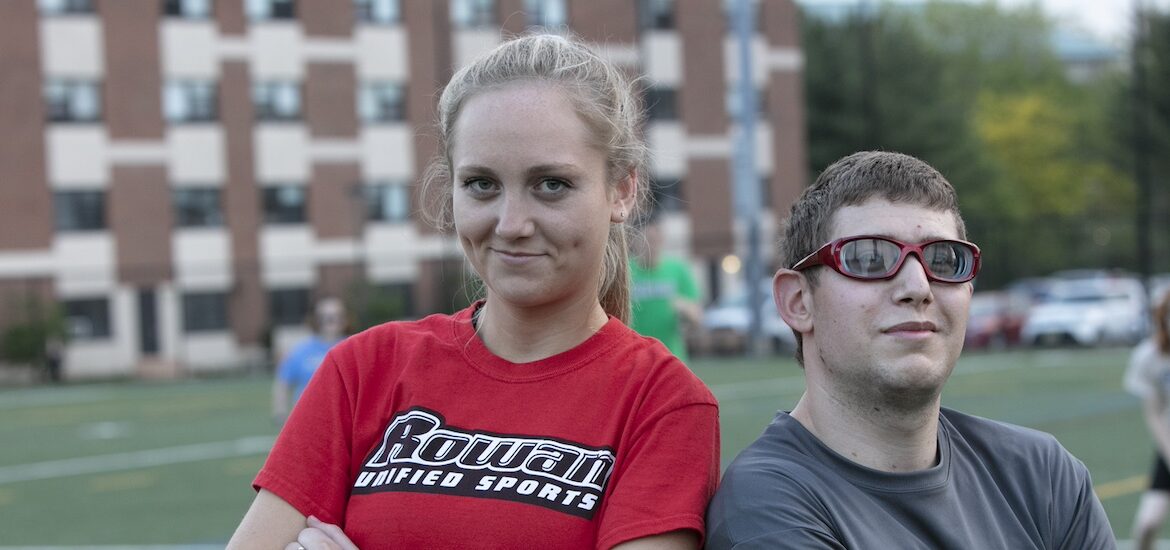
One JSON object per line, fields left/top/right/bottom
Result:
{"left": 827, "top": 200, "right": 960, "bottom": 240}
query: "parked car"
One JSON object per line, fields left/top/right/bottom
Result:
{"left": 1020, "top": 276, "right": 1146, "bottom": 347}
{"left": 690, "top": 283, "right": 796, "bottom": 356}
{"left": 964, "top": 290, "right": 1029, "bottom": 350}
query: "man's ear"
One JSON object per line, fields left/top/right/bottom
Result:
{"left": 774, "top": 268, "right": 813, "bottom": 334}
{"left": 610, "top": 169, "right": 637, "bottom": 223}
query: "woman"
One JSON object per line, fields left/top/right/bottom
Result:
{"left": 1128, "top": 289, "right": 1170, "bottom": 550}
{"left": 227, "top": 34, "right": 719, "bottom": 549}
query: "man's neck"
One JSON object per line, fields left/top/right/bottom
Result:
{"left": 790, "top": 386, "right": 941, "bottom": 472}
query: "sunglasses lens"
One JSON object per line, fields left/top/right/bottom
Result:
{"left": 839, "top": 238, "right": 902, "bottom": 278}
{"left": 922, "top": 241, "right": 977, "bottom": 281}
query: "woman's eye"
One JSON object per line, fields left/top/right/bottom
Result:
{"left": 536, "top": 178, "right": 569, "bottom": 195}
{"left": 463, "top": 178, "right": 497, "bottom": 194}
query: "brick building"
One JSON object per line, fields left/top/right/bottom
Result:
{"left": 0, "top": 0, "right": 806, "bottom": 379}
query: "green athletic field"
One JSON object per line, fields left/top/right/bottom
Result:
{"left": 0, "top": 347, "right": 1148, "bottom": 545}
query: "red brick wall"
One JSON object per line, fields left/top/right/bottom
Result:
{"left": 309, "top": 162, "right": 363, "bottom": 239}
{"left": 101, "top": 0, "right": 164, "bottom": 140}
{"left": 301, "top": 0, "right": 354, "bottom": 37}
{"left": 0, "top": 1, "right": 52, "bottom": 251}
{"left": 569, "top": 0, "right": 637, "bottom": 43}
{"left": 305, "top": 62, "right": 359, "bottom": 138}
{"left": 221, "top": 62, "right": 267, "bottom": 344}
{"left": 110, "top": 166, "right": 173, "bottom": 285}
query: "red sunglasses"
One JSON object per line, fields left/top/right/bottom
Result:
{"left": 792, "top": 235, "right": 980, "bottom": 283}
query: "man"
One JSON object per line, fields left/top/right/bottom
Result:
{"left": 706, "top": 151, "right": 1113, "bottom": 548}
{"left": 631, "top": 210, "right": 702, "bottom": 362}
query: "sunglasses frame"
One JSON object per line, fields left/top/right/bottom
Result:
{"left": 792, "top": 235, "right": 981, "bottom": 283}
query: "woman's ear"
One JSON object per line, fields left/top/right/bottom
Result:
{"left": 774, "top": 268, "right": 813, "bottom": 334}
{"left": 610, "top": 169, "right": 637, "bottom": 223}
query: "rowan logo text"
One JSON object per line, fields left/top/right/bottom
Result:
{"left": 353, "top": 407, "right": 616, "bottom": 519}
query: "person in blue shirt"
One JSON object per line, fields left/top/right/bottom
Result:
{"left": 272, "top": 296, "right": 347, "bottom": 424}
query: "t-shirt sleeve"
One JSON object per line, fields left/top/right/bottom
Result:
{"left": 254, "top": 352, "right": 355, "bottom": 525}
{"left": 705, "top": 458, "right": 845, "bottom": 550}
{"left": 595, "top": 401, "right": 720, "bottom": 550}
{"left": 1050, "top": 447, "right": 1115, "bottom": 549}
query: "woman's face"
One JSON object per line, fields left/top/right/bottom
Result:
{"left": 450, "top": 82, "right": 634, "bottom": 313}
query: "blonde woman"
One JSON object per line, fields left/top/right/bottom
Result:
{"left": 228, "top": 34, "right": 719, "bottom": 550}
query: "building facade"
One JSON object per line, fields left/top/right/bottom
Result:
{"left": 0, "top": 0, "right": 807, "bottom": 379}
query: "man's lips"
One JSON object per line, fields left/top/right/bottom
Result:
{"left": 883, "top": 321, "right": 938, "bottom": 333}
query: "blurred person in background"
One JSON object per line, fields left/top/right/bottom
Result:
{"left": 270, "top": 296, "right": 348, "bottom": 425}
{"left": 228, "top": 34, "right": 719, "bottom": 550}
{"left": 630, "top": 209, "right": 702, "bottom": 362}
{"left": 706, "top": 151, "right": 1113, "bottom": 548}
{"left": 1125, "top": 290, "right": 1170, "bottom": 550}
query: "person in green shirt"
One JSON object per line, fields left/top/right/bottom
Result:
{"left": 630, "top": 211, "right": 702, "bottom": 361}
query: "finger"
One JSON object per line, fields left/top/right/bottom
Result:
{"left": 283, "top": 544, "right": 305, "bottom": 550}
{"left": 297, "top": 527, "right": 341, "bottom": 550}
{"left": 307, "top": 516, "right": 360, "bottom": 550}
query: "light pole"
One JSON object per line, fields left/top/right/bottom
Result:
{"left": 732, "top": 0, "right": 764, "bottom": 355}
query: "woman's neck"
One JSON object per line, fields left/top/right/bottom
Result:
{"left": 475, "top": 297, "right": 609, "bottom": 363}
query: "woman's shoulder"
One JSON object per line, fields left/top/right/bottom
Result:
{"left": 329, "top": 309, "right": 469, "bottom": 366}
{"left": 607, "top": 321, "right": 716, "bottom": 405}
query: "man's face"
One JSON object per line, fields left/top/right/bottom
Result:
{"left": 802, "top": 198, "right": 973, "bottom": 408}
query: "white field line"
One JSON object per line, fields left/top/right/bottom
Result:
{"left": 0, "top": 436, "right": 274, "bottom": 486}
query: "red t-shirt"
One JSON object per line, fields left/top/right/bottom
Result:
{"left": 254, "top": 305, "right": 720, "bottom": 549}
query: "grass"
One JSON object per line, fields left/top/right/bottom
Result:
{"left": 0, "top": 347, "right": 1148, "bottom": 545}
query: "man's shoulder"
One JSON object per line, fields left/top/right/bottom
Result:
{"left": 941, "top": 408, "right": 1061, "bottom": 449}
{"left": 714, "top": 414, "right": 830, "bottom": 501}
{"left": 940, "top": 408, "right": 1078, "bottom": 474}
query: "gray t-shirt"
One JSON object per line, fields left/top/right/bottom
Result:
{"left": 706, "top": 409, "right": 1114, "bottom": 549}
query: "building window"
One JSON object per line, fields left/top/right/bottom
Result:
{"left": 44, "top": 80, "right": 101, "bottom": 123}
{"left": 269, "top": 288, "right": 311, "bottom": 327}
{"left": 524, "top": 0, "right": 566, "bottom": 29}
{"left": 645, "top": 87, "right": 678, "bottom": 121}
{"left": 183, "top": 291, "right": 229, "bottom": 332}
{"left": 357, "top": 82, "right": 406, "bottom": 123}
{"left": 262, "top": 185, "right": 307, "bottom": 224}
{"left": 451, "top": 0, "right": 495, "bottom": 28}
{"left": 164, "top": 81, "right": 217, "bottom": 123}
{"left": 364, "top": 182, "right": 410, "bottom": 223}
{"left": 651, "top": 177, "right": 684, "bottom": 212}
{"left": 354, "top": 0, "right": 399, "bottom": 23}
{"left": 173, "top": 188, "right": 223, "bottom": 228}
{"left": 39, "top": 0, "right": 95, "bottom": 14}
{"left": 246, "top": 0, "right": 295, "bottom": 20}
{"left": 637, "top": 0, "right": 673, "bottom": 30}
{"left": 253, "top": 81, "right": 302, "bottom": 122}
{"left": 54, "top": 190, "right": 105, "bottom": 232}
{"left": 162, "top": 0, "right": 212, "bottom": 18}
{"left": 65, "top": 298, "right": 111, "bottom": 339}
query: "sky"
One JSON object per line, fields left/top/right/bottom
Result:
{"left": 801, "top": 0, "right": 1170, "bottom": 46}
{"left": 998, "top": 0, "right": 1141, "bottom": 44}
